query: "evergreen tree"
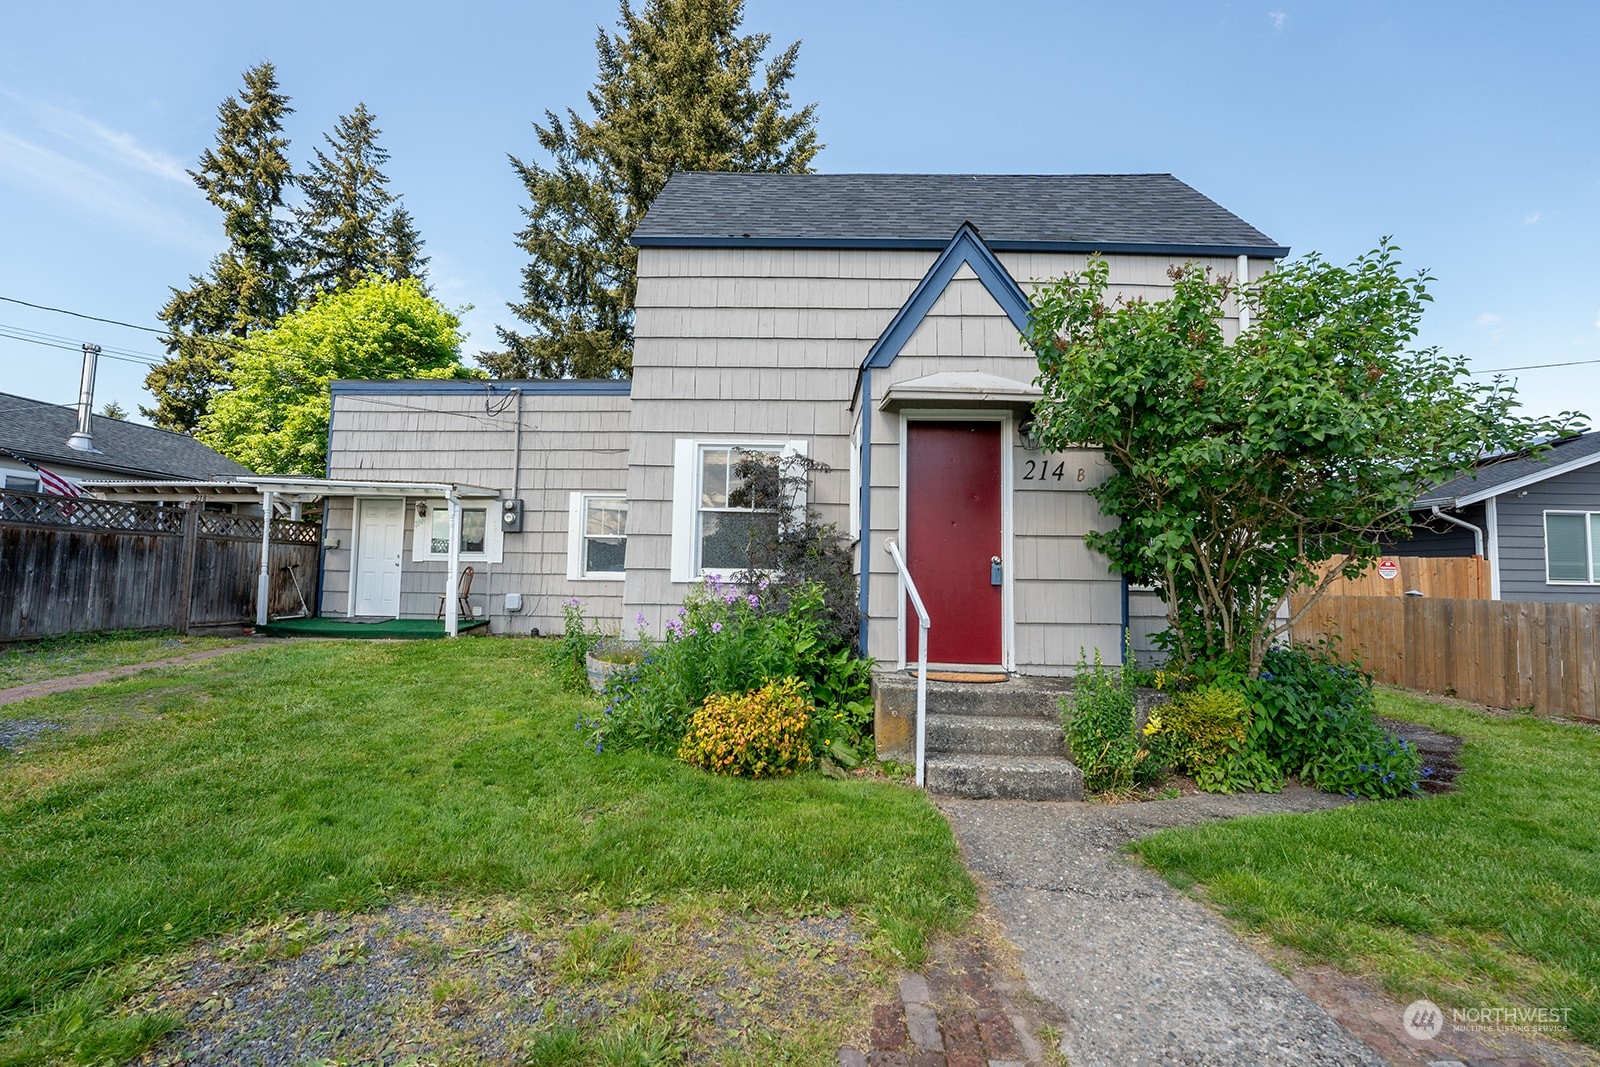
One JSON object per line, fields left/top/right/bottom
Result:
{"left": 295, "top": 103, "right": 428, "bottom": 296}
{"left": 99, "top": 401, "right": 128, "bottom": 421}
{"left": 144, "top": 62, "right": 296, "bottom": 432}
{"left": 491, "top": 0, "right": 819, "bottom": 379}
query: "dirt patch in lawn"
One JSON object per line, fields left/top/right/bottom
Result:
{"left": 123, "top": 896, "right": 896, "bottom": 1066}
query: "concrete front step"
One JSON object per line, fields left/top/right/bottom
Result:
{"left": 925, "top": 712, "right": 1064, "bottom": 757}
{"left": 925, "top": 753, "right": 1085, "bottom": 801}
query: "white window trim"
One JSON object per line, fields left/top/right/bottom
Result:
{"left": 410, "top": 498, "right": 504, "bottom": 563}
{"left": 1543, "top": 509, "right": 1600, "bottom": 584}
{"left": 567, "top": 492, "right": 627, "bottom": 581}
{"left": 670, "top": 438, "right": 807, "bottom": 583}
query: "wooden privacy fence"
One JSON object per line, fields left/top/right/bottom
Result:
{"left": 0, "top": 490, "right": 320, "bottom": 641}
{"left": 1291, "top": 595, "right": 1599, "bottom": 722}
{"left": 1296, "top": 554, "right": 1489, "bottom": 601}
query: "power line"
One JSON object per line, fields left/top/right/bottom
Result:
{"left": 0, "top": 326, "right": 161, "bottom": 367}
{"left": 0, "top": 322, "right": 165, "bottom": 365}
{"left": 1471, "top": 357, "right": 1600, "bottom": 374}
{"left": 0, "top": 293, "right": 289, "bottom": 361}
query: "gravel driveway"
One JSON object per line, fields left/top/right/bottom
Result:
{"left": 939, "top": 788, "right": 1387, "bottom": 1067}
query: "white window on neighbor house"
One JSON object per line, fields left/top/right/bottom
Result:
{"left": 1544, "top": 511, "right": 1600, "bottom": 583}
{"left": 567, "top": 493, "right": 627, "bottom": 580}
{"left": 4, "top": 474, "right": 40, "bottom": 492}
{"left": 670, "top": 439, "right": 806, "bottom": 582}
{"left": 410, "top": 499, "right": 504, "bottom": 563}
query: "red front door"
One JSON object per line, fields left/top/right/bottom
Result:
{"left": 905, "top": 420, "right": 1002, "bottom": 665}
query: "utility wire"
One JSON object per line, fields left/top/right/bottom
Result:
{"left": 1471, "top": 357, "right": 1600, "bottom": 374}
{"left": 0, "top": 293, "right": 290, "bottom": 361}
{"left": 0, "top": 326, "right": 161, "bottom": 367}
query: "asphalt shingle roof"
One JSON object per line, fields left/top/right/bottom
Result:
{"left": 632, "top": 172, "right": 1288, "bottom": 255}
{"left": 0, "top": 392, "right": 251, "bottom": 480}
{"left": 1415, "top": 431, "right": 1600, "bottom": 507}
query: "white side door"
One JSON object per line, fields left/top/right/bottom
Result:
{"left": 353, "top": 498, "right": 404, "bottom": 617}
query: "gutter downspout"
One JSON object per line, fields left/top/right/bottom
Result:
{"left": 856, "top": 369, "right": 873, "bottom": 658}
{"left": 1430, "top": 505, "right": 1484, "bottom": 558}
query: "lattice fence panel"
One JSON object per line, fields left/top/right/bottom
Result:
{"left": 0, "top": 490, "right": 184, "bottom": 534}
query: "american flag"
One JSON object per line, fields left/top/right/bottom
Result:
{"left": 3, "top": 449, "right": 84, "bottom": 498}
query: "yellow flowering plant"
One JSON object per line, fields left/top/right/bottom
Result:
{"left": 678, "top": 677, "right": 815, "bottom": 778}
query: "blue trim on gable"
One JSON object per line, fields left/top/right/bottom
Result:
{"left": 329, "top": 379, "right": 632, "bottom": 397}
{"left": 861, "top": 224, "right": 1033, "bottom": 371}
{"left": 633, "top": 234, "right": 1291, "bottom": 258}
{"left": 857, "top": 369, "right": 873, "bottom": 658}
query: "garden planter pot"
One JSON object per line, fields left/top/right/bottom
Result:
{"left": 585, "top": 648, "right": 640, "bottom": 693}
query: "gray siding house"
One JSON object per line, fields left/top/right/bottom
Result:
{"left": 320, "top": 173, "right": 1287, "bottom": 672}
{"left": 1389, "top": 431, "right": 1600, "bottom": 603}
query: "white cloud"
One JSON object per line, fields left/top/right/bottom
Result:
{"left": 0, "top": 129, "right": 210, "bottom": 254}
{"left": 1474, "top": 312, "right": 1502, "bottom": 329}
{"left": 1524, "top": 211, "right": 1542, "bottom": 225}
{"left": 1268, "top": 9, "right": 1287, "bottom": 29}
{"left": 0, "top": 89, "right": 189, "bottom": 184}
{"left": 1593, "top": 311, "right": 1600, "bottom": 330}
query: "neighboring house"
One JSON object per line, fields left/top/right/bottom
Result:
{"left": 319, "top": 172, "right": 1287, "bottom": 672}
{"left": 0, "top": 391, "right": 249, "bottom": 489}
{"left": 1386, "top": 430, "right": 1600, "bottom": 603}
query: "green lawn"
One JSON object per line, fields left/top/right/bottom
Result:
{"left": 1136, "top": 690, "right": 1600, "bottom": 1047}
{"left": 0, "top": 638, "right": 974, "bottom": 1064}
{"left": 0, "top": 630, "right": 245, "bottom": 689}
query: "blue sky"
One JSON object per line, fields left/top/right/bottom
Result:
{"left": 1, "top": 1, "right": 1596, "bottom": 425}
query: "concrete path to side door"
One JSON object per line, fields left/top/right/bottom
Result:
{"left": 938, "top": 788, "right": 1388, "bottom": 1067}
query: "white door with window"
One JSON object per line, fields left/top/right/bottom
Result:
{"left": 353, "top": 498, "right": 404, "bottom": 617}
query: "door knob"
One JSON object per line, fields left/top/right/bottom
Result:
{"left": 990, "top": 556, "right": 1003, "bottom": 586}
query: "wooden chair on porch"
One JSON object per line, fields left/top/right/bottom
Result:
{"left": 437, "top": 565, "right": 475, "bottom": 620}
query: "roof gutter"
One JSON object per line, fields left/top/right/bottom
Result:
{"left": 1431, "top": 505, "right": 1484, "bottom": 558}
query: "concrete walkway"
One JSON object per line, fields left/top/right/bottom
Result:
{"left": 939, "top": 789, "right": 1388, "bottom": 1067}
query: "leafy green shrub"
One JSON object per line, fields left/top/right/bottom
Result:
{"left": 1145, "top": 682, "right": 1284, "bottom": 794}
{"left": 1248, "top": 642, "right": 1420, "bottom": 798}
{"left": 555, "top": 597, "right": 601, "bottom": 693}
{"left": 580, "top": 579, "right": 873, "bottom": 758}
{"left": 679, "top": 677, "right": 814, "bottom": 778}
{"left": 1061, "top": 649, "right": 1162, "bottom": 792}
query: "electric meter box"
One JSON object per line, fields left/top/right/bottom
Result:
{"left": 500, "top": 497, "right": 524, "bottom": 532}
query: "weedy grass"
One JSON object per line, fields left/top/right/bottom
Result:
{"left": 0, "top": 630, "right": 246, "bottom": 689}
{"left": 1135, "top": 690, "right": 1600, "bottom": 1047}
{"left": 0, "top": 637, "right": 973, "bottom": 1064}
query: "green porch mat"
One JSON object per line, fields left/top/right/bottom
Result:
{"left": 256, "top": 616, "right": 489, "bottom": 639}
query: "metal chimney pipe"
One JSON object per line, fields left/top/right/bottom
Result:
{"left": 67, "top": 343, "right": 100, "bottom": 452}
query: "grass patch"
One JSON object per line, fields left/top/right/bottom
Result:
{"left": 0, "top": 637, "right": 974, "bottom": 1063}
{"left": 1135, "top": 690, "right": 1600, "bottom": 1047}
{"left": 0, "top": 630, "right": 244, "bottom": 688}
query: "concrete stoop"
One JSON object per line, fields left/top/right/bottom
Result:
{"left": 873, "top": 671, "right": 1085, "bottom": 801}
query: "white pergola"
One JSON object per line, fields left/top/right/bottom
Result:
{"left": 83, "top": 475, "right": 502, "bottom": 638}
{"left": 246, "top": 477, "right": 500, "bottom": 637}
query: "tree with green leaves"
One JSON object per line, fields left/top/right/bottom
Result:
{"left": 144, "top": 62, "right": 296, "bottom": 432}
{"left": 98, "top": 401, "right": 128, "bottom": 421}
{"left": 1024, "top": 242, "right": 1575, "bottom": 675}
{"left": 197, "top": 278, "right": 481, "bottom": 475}
{"left": 490, "top": 0, "right": 820, "bottom": 379}
{"left": 295, "top": 103, "right": 429, "bottom": 297}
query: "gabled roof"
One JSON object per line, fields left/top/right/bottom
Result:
{"left": 862, "top": 223, "right": 1032, "bottom": 371}
{"left": 0, "top": 391, "right": 250, "bottom": 480}
{"left": 633, "top": 172, "right": 1289, "bottom": 257}
{"left": 1415, "top": 431, "right": 1600, "bottom": 508}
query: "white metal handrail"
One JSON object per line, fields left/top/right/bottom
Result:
{"left": 884, "top": 538, "right": 930, "bottom": 787}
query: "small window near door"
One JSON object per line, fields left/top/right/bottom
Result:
{"left": 567, "top": 493, "right": 627, "bottom": 579}
{"left": 4, "top": 475, "right": 40, "bottom": 492}
{"left": 411, "top": 499, "right": 503, "bottom": 563}
{"left": 429, "top": 506, "right": 486, "bottom": 554}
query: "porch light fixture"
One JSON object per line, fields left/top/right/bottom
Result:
{"left": 416, "top": 501, "right": 429, "bottom": 518}
{"left": 1018, "top": 422, "right": 1042, "bottom": 451}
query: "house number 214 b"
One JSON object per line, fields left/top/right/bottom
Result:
{"left": 1022, "top": 459, "right": 1085, "bottom": 483}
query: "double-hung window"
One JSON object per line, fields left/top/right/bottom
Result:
{"left": 567, "top": 493, "right": 627, "bottom": 579}
{"left": 1545, "top": 511, "right": 1600, "bottom": 583}
{"left": 671, "top": 439, "right": 806, "bottom": 581}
